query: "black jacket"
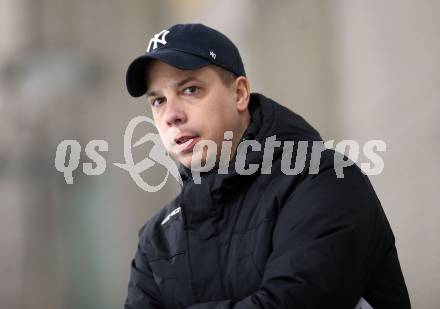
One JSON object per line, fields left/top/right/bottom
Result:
{"left": 125, "top": 93, "right": 411, "bottom": 309}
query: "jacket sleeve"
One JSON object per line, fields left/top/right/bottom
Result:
{"left": 186, "top": 165, "right": 400, "bottom": 309}
{"left": 125, "top": 243, "right": 163, "bottom": 309}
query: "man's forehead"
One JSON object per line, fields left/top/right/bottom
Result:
{"left": 145, "top": 60, "right": 212, "bottom": 94}
{"left": 146, "top": 76, "right": 203, "bottom": 97}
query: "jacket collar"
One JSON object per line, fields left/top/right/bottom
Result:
{"left": 177, "top": 92, "right": 322, "bottom": 198}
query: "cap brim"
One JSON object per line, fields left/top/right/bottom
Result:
{"left": 126, "top": 49, "right": 211, "bottom": 97}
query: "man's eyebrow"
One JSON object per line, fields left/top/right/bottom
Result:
{"left": 176, "top": 76, "right": 201, "bottom": 87}
{"left": 146, "top": 90, "right": 159, "bottom": 97}
{"left": 146, "top": 76, "right": 202, "bottom": 97}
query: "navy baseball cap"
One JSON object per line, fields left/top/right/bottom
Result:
{"left": 126, "top": 23, "right": 246, "bottom": 97}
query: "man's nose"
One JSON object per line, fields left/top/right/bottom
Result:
{"left": 164, "top": 96, "right": 187, "bottom": 126}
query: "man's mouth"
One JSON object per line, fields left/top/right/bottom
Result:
{"left": 173, "top": 135, "right": 200, "bottom": 153}
{"left": 175, "top": 135, "right": 195, "bottom": 144}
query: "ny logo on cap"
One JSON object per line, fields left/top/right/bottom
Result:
{"left": 147, "top": 29, "right": 170, "bottom": 53}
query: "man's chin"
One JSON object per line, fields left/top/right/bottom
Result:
{"left": 174, "top": 151, "right": 217, "bottom": 172}
{"left": 171, "top": 152, "right": 193, "bottom": 169}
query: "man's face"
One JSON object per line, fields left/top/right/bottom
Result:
{"left": 145, "top": 60, "right": 246, "bottom": 168}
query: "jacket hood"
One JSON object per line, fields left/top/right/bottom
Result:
{"left": 242, "top": 92, "right": 322, "bottom": 160}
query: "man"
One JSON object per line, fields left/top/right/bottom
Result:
{"left": 124, "top": 23, "right": 411, "bottom": 308}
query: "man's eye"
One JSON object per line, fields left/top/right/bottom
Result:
{"left": 151, "top": 97, "right": 165, "bottom": 107}
{"left": 183, "top": 86, "right": 198, "bottom": 94}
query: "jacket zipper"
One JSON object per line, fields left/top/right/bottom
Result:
{"left": 213, "top": 219, "right": 227, "bottom": 298}
{"left": 180, "top": 183, "right": 197, "bottom": 304}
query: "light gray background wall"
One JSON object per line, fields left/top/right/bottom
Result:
{"left": 0, "top": 0, "right": 438, "bottom": 308}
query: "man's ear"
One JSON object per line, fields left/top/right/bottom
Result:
{"left": 234, "top": 76, "right": 250, "bottom": 112}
